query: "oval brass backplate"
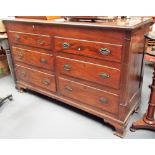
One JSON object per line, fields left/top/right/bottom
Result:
{"left": 40, "top": 58, "right": 47, "bottom": 64}
{"left": 64, "top": 86, "right": 73, "bottom": 92}
{"left": 64, "top": 64, "right": 71, "bottom": 71}
{"left": 99, "top": 48, "right": 111, "bottom": 55}
{"left": 99, "top": 73, "right": 110, "bottom": 79}
{"left": 63, "top": 42, "right": 70, "bottom": 48}
{"left": 99, "top": 97, "right": 108, "bottom": 104}
{"left": 43, "top": 79, "right": 50, "bottom": 85}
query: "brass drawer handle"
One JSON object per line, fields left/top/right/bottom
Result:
{"left": 17, "top": 51, "right": 23, "bottom": 59}
{"left": 99, "top": 48, "right": 111, "bottom": 55}
{"left": 43, "top": 79, "right": 50, "bottom": 85}
{"left": 21, "top": 71, "right": 26, "bottom": 77}
{"left": 99, "top": 73, "right": 110, "bottom": 79}
{"left": 37, "top": 39, "right": 44, "bottom": 45}
{"left": 64, "top": 86, "right": 73, "bottom": 92}
{"left": 15, "top": 35, "right": 20, "bottom": 41}
{"left": 99, "top": 97, "right": 109, "bottom": 104}
{"left": 63, "top": 42, "right": 70, "bottom": 48}
{"left": 64, "top": 64, "right": 71, "bottom": 71}
{"left": 40, "top": 58, "right": 47, "bottom": 64}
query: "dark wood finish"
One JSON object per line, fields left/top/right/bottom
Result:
{"left": 12, "top": 47, "right": 54, "bottom": 70}
{"left": 4, "top": 17, "right": 152, "bottom": 30}
{"left": 58, "top": 77, "right": 119, "bottom": 115}
{"left": 15, "top": 16, "right": 49, "bottom": 20}
{"left": 8, "top": 31, "right": 52, "bottom": 49}
{"left": 6, "top": 22, "right": 125, "bottom": 44}
{"left": 3, "top": 17, "right": 152, "bottom": 137}
{"left": 55, "top": 36, "right": 123, "bottom": 63}
{"left": 15, "top": 65, "right": 56, "bottom": 92}
{"left": 56, "top": 56, "right": 121, "bottom": 89}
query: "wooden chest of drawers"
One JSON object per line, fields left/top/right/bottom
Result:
{"left": 3, "top": 17, "right": 152, "bottom": 137}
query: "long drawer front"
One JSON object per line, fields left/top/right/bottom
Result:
{"left": 15, "top": 65, "right": 56, "bottom": 92}
{"left": 57, "top": 56, "right": 121, "bottom": 89}
{"left": 12, "top": 47, "right": 54, "bottom": 70}
{"left": 58, "top": 77, "right": 119, "bottom": 115}
{"left": 55, "top": 37, "right": 123, "bottom": 63}
{"left": 8, "top": 31, "right": 52, "bottom": 49}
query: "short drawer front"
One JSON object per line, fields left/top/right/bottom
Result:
{"left": 55, "top": 37, "right": 123, "bottom": 62}
{"left": 8, "top": 32, "right": 52, "bottom": 49}
{"left": 57, "top": 57, "right": 121, "bottom": 89}
{"left": 12, "top": 47, "right": 54, "bottom": 70}
{"left": 6, "top": 22, "right": 49, "bottom": 34}
{"left": 15, "top": 65, "right": 56, "bottom": 92}
{"left": 59, "top": 77, "right": 119, "bottom": 115}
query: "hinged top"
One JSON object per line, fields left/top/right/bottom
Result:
{"left": 3, "top": 17, "right": 152, "bottom": 30}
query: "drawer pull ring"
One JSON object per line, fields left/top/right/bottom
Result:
{"left": 37, "top": 40, "right": 44, "bottom": 45}
{"left": 40, "top": 58, "right": 47, "bottom": 64}
{"left": 15, "top": 35, "right": 20, "bottom": 41}
{"left": 17, "top": 51, "right": 23, "bottom": 59}
{"left": 99, "top": 48, "right": 111, "bottom": 55}
{"left": 99, "top": 97, "right": 108, "bottom": 104}
{"left": 43, "top": 79, "right": 50, "bottom": 85}
{"left": 64, "top": 64, "right": 71, "bottom": 71}
{"left": 99, "top": 73, "right": 110, "bottom": 79}
{"left": 64, "top": 86, "right": 73, "bottom": 92}
{"left": 21, "top": 71, "right": 26, "bottom": 77}
{"left": 63, "top": 42, "right": 70, "bottom": 48}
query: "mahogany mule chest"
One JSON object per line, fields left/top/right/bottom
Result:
{"left": 4, "top": 17, "right": 152, "bottom": 137}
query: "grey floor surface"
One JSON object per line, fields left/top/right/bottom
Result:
{"left": 0, "top": 64, "right": 155, "bottom": 139}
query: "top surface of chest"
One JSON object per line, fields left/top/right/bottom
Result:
{"left": 3, "top": 17, "right": 152, "bottom": 30}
